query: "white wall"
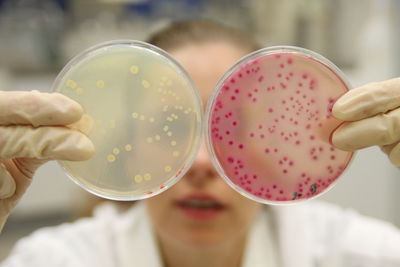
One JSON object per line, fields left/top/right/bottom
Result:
{"left": 320, "top": 148, "right": 400, "bottom": 227}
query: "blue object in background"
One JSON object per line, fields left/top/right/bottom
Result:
{"left": 52, "top": 0, "right": 68, "bottom": 11}
{"left": 126, "top": 0, "right": 204, "bottom": 19}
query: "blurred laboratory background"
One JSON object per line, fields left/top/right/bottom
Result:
{"left": 1, "top": 0, "right": 400, "bottom": 260}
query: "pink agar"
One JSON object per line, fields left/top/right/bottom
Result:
{"left": 209, "top": 52, "right": 352, "bottom": 203}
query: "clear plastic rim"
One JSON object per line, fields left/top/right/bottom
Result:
{"left": 52, "top": 39, "right": 203, "bottom": 201}
{"left": 204, "top": 45, "right": 355, "bottom": 205}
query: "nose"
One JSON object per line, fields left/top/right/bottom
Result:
{"left": 184, "top": 142, "right": 219, "bottom": 187}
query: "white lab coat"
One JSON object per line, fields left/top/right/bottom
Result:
{"left": 1, "top": 201, "right": 400, "bottom": 267}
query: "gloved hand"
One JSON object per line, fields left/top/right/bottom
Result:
{"left": 331, "top": 77, "right": 400, "bottom": 167}
{"left": 0, "top": 91, "right": 94, "bottom": 232}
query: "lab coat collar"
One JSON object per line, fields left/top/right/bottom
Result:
{"left": 112, "top": 202, "right": 315, "bottom": 267}
{"left": 241, "top": 207, "right": 279, "bottom": 267}
{"left": 114, "top": 202, "right": 164, "bottom": 267}
{"left": 271, "top": 203, "right": 315, "bottom": 267}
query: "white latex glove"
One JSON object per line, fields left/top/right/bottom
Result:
{"left": 332, "top": 78, "right": 400, "bottom": 167}
{"left": 0, "top": 91, "right": 94, "bottom": 232}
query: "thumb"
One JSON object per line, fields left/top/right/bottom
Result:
{"left": 0, "top": 163, "right": 16, "bottom": 199}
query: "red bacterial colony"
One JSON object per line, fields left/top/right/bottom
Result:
{"left": 208, "top": 50, "right": 353, "bottom": 204}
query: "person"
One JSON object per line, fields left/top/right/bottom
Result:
{"left": 1, "top": 20, "right": 400, "bottom": 267}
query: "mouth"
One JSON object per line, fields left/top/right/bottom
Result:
{"left": 175, "top": 194, "right": 227, "bottom": 221}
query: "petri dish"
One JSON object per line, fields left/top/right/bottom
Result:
{"left": 52, "top": 40, "right": 202, "bottom": 200}
{"left": 205, "top": 46, "right": 354, "bottom": 204}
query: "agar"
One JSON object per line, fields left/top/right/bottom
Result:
{"left": 53, "top": 41, "right": 202, "bottom": 200}
{"left": 207, "top": 47, "right": 353, "bottom": 204}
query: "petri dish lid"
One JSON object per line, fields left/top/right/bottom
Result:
{"left": 52, "top": 40, "right": 202, "bottom": 200}
{"left": 205, "top": 46, "right": 354, "bottom": 205}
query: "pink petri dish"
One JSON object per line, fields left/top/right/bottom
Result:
{"left": 205, "top": 46, "right": 354, "bottom": 204}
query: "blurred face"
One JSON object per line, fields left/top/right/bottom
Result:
{"left": 145, "top": 42, "right": 261, "bottom": 249}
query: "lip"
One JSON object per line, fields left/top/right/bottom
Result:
{"left": 174, "top": 193, "right": 228, "bottom": 221}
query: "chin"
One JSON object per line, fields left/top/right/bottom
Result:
{"left": 183, "top": 231, "right": 229, "bottom": 248}
{"left": 176, "top": 224, "right": 232, "bottom": 248}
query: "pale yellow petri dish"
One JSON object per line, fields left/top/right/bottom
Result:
{"left": 52, "top": 40, "right": 202, "bottom": 200}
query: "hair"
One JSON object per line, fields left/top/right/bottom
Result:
{"left": 147, "top": 19, "right": 261, "bottom": 54}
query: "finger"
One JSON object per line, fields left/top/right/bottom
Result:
{"left": 388, "top": 143, "right": 400, "bottom": 167}
{"left": 380, "top": 143, "right": 398, "bottom": 166}
{"left": 333, "top": 78, "right": 400, "bottom": 121}
{"left": 0, "top": 159, "right": 35, "bottom": 233}
{"left": 332, "top": 108, "right": 400, "bottom": 151}
{"left": 0, "top": 91, "right": 83, "bottom": 126}
{"left": 380, "top": 143, "right": 396, "bottom": 156}
{"left": 67, "top": 114, "right": 94, "bottom": 135}
{"left": 0, "top": 126, "right": 95, "bottom": 161}
{"left": 1, "top": 158, "right": 40, "bottom": 200}
{"left": 0, "top": 163, "right": 16, "bottom": 199}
